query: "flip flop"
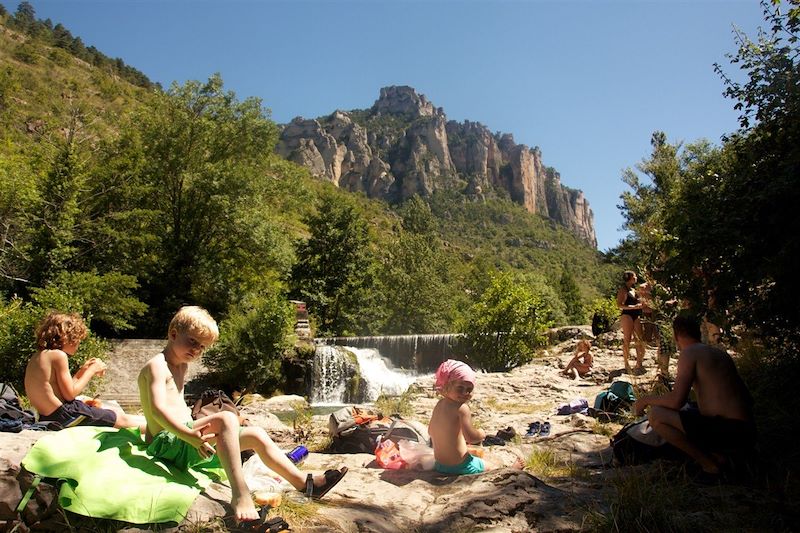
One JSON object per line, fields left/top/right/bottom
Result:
{"left": 538, "top": 421, "right": 551, "bottom": 438}
{"left": 309, "top": 467, "right": 349, "bottom": 500}
{"left": 525, "top": 421, "right": 541, "bottom": 437}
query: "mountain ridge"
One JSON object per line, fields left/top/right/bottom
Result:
{"left": 276, "top": 85, "right": 597, "bottom": 248}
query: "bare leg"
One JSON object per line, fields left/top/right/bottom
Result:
{"left": 633, "top": 318, "right": 646, "bottom": 370}
{"left": 649, "top": 406, "right": 720, "bottom": 474}
{"left": 239, "top": 427, "right": 329, "bottom": 490}
{"left": 620, "top": 315, "right": 634, "bottom": 373}
{"left": 113, "top": 412, "right": 147, "bottom": 434}
{"left": 196, "top": 412, "right": 259, "bottom": 522}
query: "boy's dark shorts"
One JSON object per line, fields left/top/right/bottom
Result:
{"left": 39, "top": 399, "right": 117, "bottom": 428}
{"left": 679, "top": 410, "right": 756, "bottom": 451}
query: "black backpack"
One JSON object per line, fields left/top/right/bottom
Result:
{"left": 611, "top": 418, "right": 682, "bottom": 465}
{"left": 0, "top": 383, "right": 36, "bottom": 427}
{"left": 328, "top": 406, "right": 429, "bottom": 454}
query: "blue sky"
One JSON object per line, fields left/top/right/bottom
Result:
{"left": 4, "top": 0, "right": 765, "bottom": 250}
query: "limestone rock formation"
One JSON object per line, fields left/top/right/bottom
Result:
{"left": 276, "top": 85, "right": 597, "bottom": 247}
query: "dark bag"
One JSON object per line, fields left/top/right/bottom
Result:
{"left": 191, "top": 389, "right": 244, "bottom": 422}
{"left": 0, "top": 383, "right": 36, "bottom": 426}
{"left": 328, "top": 406, "right": 429, "bottom": 454}
{"left": 191, "top": 389, "right": 253, "bottom": 462}
{"left": 611, "top": 418, "right": 682, "bottom": 465}
{"left": 591, "top": 381, "right": 636, "bottom": 421}
{"left": 0, "top": 459, "right": 59, "bottom": 531}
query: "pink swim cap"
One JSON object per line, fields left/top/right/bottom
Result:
{"left": 434, "top": 359, "right": 477, "bottom": 391}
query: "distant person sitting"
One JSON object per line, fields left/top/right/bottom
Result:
{"left": 562, "top": 339, "right": 593, "bottom": 379}
{"left": 24, "top": 312, "right": 145, "bottom": 430}
{"left": 428, "top": 359, "right": 486, "bottom": 475}
{"left": 634, "top": 315, "right": 755, "bottom": 480}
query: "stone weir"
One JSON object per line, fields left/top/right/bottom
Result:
{"left": 96, "top": 339, "right": 210, "bottom": 411}
{"left": 316, "top": 334, "right": 468, "bottom": 372}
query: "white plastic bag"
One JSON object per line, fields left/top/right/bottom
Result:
{"left": 398, "top": 439, "right": 435, "bottom": 471}
{"left": 241, "top": 455, "right": 294, "bottom": 492}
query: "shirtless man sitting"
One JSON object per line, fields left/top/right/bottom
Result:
{"left": 634, "top": 315, "right": 755, "bottom": 478}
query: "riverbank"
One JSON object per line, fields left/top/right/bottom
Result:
{"left": 1, "top": 332, "right": 795, "bottom": 531}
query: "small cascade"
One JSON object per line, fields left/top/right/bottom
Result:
{"left": 311, "top": 345, "right": 353, "bottom": 404}
{"left": 318, "top": 333, "right": 468, "bottom": 371}
{"left": 347, "top": 347, "right": 420, "bottom": 402}
{"left": 310, "top": 344, "right": 427, "bottom": 405}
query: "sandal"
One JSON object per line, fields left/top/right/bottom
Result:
{"left": 525, "top": 422, "right": 541, "bottom": 437}
{"left": 306, "top": 467, "right": 348, "bottom": 500}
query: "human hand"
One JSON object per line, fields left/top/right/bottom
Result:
{"left": 86, "top": 358, "right": 107, "bottom": 376}
{"left": 633, "top": 399, "right": 647, "bottom": 416}
{"left": 187, "top": 422, "right": 216, "bottom": 459}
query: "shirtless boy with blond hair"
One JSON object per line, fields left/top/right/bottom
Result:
{"left": 138, "top": 305, "right": 347, "bottom": 524}
{"left": 427, "top": 359, "right": 486, "bottom": 475}
{"left": 25, "top": 311, "right": 144, "bottom": 429}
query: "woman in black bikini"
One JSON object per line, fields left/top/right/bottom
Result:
{"left": 617, "top": 271, "right": 645, "bottom": 374}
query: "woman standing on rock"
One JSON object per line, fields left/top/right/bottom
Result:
{"left": 617, "top": 271, "right": 645, "bottom": 374}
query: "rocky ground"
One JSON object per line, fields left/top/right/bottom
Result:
{"left": 2, "top": 330, "right": 793, "bottom": 532}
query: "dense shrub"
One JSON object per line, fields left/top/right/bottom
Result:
{"left": 459, "top": 272, "right": 552, "bottom": 371}
{"left": 203, "top": 293, "right": 295, "bottom": 394}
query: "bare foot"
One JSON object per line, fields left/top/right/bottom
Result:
{"left": 511, "top": 457, "right": 525, "bottom": 470}
{"left": 232, "top": 493, "right": 259, "bottom": 523}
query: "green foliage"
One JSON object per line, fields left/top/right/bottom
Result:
{"left": 290, "top": 192, "right": 376, "bottom": 336}
{"left": 30, "top": 270, "right": 147, "bottom": 332}
{"left": 558, "top": 266, "right": 584, "bottom": 324}
{"left": 0, "top": 297, "right": 108, "bottom": 391}
{"left": 588, "top": 297, "right": 618, "bottom": 334}
{"left": 459, "top": 272, "right": 552, "bottom": 371}
{"left": 13, "top": 42, "right": 39, "bottom": 64}
{"left": 374, "top": 389, "right": 415, "bottom": 418}
{"left": 89, "top": 74, "right": 285, "bottom": 327}
{"left": 374, "top": 196, "right": 456, "bottom": 334}
{"left": 203, "top": 292, "right": 295, "bottom": 394}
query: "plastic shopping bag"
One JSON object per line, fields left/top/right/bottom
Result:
{"left": 398, "top": 439, "right": 435, "bottom": 471}
{"left": 375, "top": 436, "right": 407, "bottom": 469}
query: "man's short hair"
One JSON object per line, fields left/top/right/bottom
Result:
{"left": 168, "top": 306, "right": 219, "bottom": 342}
{"left": 673, "top": 314, "right": 701, "bottom": 341}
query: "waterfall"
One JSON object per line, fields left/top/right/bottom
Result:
{"left": 310, "top": 344, "right": 427, "bottom": 405}
{"left": 317, "top": 333, "right": 468, "bottom": 371}
{"left": 311, "top": 345, "right": 352, "bottom": 404}
{"left": 347, "top": 347, "right": 420, "bottom": 402}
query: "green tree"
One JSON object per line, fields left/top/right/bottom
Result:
{"left": 459, "top": 272, "right": 552, "bottom": 371}
{"left": 378, "top": 231, "right": 453, "bottom": 334}
{"left": 558, "top": 266, "right": 584, "bottom": 324}
{"left": 89, "top": 75, "right": 285, "bottom": 328}
{"left": 11, "top": 2, "right": 35, "bottom": 32}
{"left": 290, "top": 192, "right": 375, "bottom": 336}
{"left": 204, "top": 291, "right": 294, "bottom": 394}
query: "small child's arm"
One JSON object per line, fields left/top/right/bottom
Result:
{"left": 459, "top": 404, "right": 485, "bottom": 445}
{"left": 53, "top": 352, "right": 103, "bottom": 400}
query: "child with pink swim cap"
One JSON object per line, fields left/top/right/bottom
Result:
{"left": 427, "top": 360, "right": 486, "bottom": 475}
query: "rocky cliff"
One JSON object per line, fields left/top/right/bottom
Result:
{"left": 276, "top": 86, "right": 596, "bottom": 247}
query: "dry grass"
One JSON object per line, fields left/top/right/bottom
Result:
{"left": 524, "top": 447, "right": 590, "bottom": 481}
{"left": 483, "top": 396, "right": 549, "bottom": 415}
